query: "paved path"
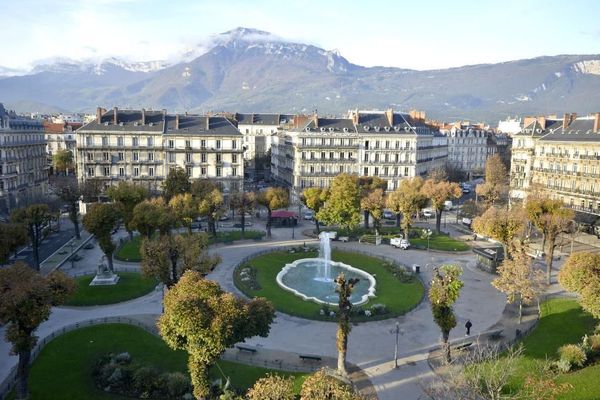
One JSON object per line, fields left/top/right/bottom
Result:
{"left": 1, "top": 221, "right": 507, "bottom": 400}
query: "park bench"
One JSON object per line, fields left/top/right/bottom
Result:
{"left": 454, "top": 342, "right": 473, "bottom": 350}
{"left": 487, "top": 329, "right": 504, "bottom": 340}
{"left": 299, "top": 354, "right": 322, "bottom": 362}
{"left": 236, "top": 345, "right": 257, "bottom": 354}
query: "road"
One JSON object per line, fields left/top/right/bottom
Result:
{"left": 14, "top": 217, "right": 76, "bottom": 267}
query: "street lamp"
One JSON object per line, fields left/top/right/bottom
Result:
{"left": 390, "top": 322, "right": 405, "bottom": 368}
{"left": 422, "top": 228, "right": 432, "bottom": 252}
{"left": 69, "top": 240, "right": 75, "bottom": 269}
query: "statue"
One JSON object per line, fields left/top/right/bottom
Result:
{"left": 90, "top": 255, "right": 120, "bottom": 286}
{"left": 97, "top": 255, "right": 110, "bottom": 276}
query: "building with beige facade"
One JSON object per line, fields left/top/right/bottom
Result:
{"left": 271, "top": 110, "right": 448, "bottom": 201}
{"left": 0, "top": 103, "right": 48, "bottom": 215}
{"left": 44, "top": 121, "right": 80, "bottom": 173}
{"left": 76, "top": 107, "right": 243, "bottom": 193}
{"left": 510, "top": 112, "right": 600, "bottom": 234}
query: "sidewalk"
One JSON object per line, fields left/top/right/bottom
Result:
{"left": 39, "top": 232, "right": 93, "bottom": 276}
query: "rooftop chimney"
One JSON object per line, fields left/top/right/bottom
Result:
{"left": 350, "top": 109, "right": 359, "bottom": 125}
{"left": 313, "top": 111, "right": 319, "bottom": 128}
{"left": 594, "top": 112, "right": 600, "bottom": 132}
{"left": 141, "top": 108, "right": 146, "bottom": 125}
{"left": 96, "top": 107, "right": 103, "bottom": 123}
{"left": 175, "top": 114, "right": 180, "bottom": 130}
{"left": 113, "top": 107, "right": 118, "bottom": 125}
{"left": 385, "top": 109, "right": 394, "bottom": 126}
{"left": 562, "top": 113, "right": 570, "bottom": 130}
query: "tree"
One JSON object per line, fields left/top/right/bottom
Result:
{"left": 492, "top": 248, "right": 545, "bottom": 323}
{"left": 360, "top": 188, "right": 385, "bottom": 235}
{"left": 358, "top": 176, "right": 387, "bottom": 229}
{"left": 131, "top": 198, "right": 174, "bottom": 238}
{"left": 158, "top": 271, "right": 275, "bottom": 399}
{"left": 0, "top": 223, "right": 28, "bottom": 265}
{"left": 107, "top": 182, "right": 148, "bottom": 240}
{"left": 525, "top": 198, "right": 574, "bottom": 284}
{"left": 52, "top": 149, "right": 74, "bottom": 175}
{"left": 302, "top": 187, "right": 329, "bottom": 233}
{"left": 11, "top": 204, "right": 52, "bottom": 271}
{"left": 140, "top": 232, "right": 219, "bottom": 287}
{"left": 427, "top": 166, "right": 449, "bottom": 183}
{"left": 198, "top": 188, "right": 225, "bottom": 237}
{"left": 429, "top": 265, "right": 463, "bottom": 362}
{"left": 82, "top": 203, "right": 121, "bottom": 272}
{"left": 169, "top": 193, "right": 199, "bottom": 234}
{"left": 300, "top": 369, "right": 363, "bottom": 400}
{"left": 386, "top": 177, "right": 427, "bottom": 236}
{"left": 162, "top": 166, "right": 191, "bottom": 201}
{"left": 445, "top": 163, "right": 468, "bottom": 183}
{"left": 247, "top": 374, "right": 295, "bottom": 400}
{"left": 421, "top": 179, "right": 462, "bottom": 234}
{"left": 318, "top": 174, "right": 361, "bottom": 232}
{"left": 558, "top": 252, "right": 600, "bottom": 318}
{"left": 472, "top": 206, "right": 524, "bottom": 260}
{"left": 79, "top": 179, "right": 103, "bottom": 203}
{"left": 0, "top": 262, "right": 75, "bottom": 399}
{"left": 230, "top": 192, "right": 255, "bottom": 238}
{"left": 475, "top": 155, "right": 508, "bottom": 206}
{"left": 256, "top": 187, "right": 289, "bottom": 238}
{"left": 335, "top": 273, "right": 359, "bottom": 375}
{"left": 55, "top": 177, "right": 82, "bottom": 239}
{"left": 459, "top": 199, "right": 481, "bottom": 219}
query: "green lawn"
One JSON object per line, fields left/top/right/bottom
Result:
{"left": 115, "top": 230, "right": 265, "bottom": 262}
{"left": 65, "top": 272, "right": 158, "bottom": 306}
{"left": 507, "top": 298, "right": 598, "bottom": 399}
{"left": 410, "top": 232, "right": 470, "bottom": 252}
{"left": 235, "top": 250, "right": 424, "bottom": 321}
{"left": 26, "top": 324, "right": 306, "bottom": 399}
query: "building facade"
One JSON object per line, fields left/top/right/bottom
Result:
{"left": 76, "top": 108, "right": 243, "bottom": 193}
{"left": 272, "top": 110, "right": 448, "bottom": 201}
{"left": 510, "top": 113, "right": 600, "bottom": 233}
{"left": 0, "top": 103, "right": 48, "bottom": 215}
{"left": 44, "top": 121, "right": 80, "bottom": 173}
{"left": 441, "top": 123, "right": 491, "bottom": 177}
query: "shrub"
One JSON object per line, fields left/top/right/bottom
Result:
{"left": 164, "top": 372, "right": 192, "bottom": 397}
{"left": 558, "top": 344, "right": 587, "bottom": 369}
{"left": 371, "top": 303, "right": 387, "bottom": 315}
{"left": 133, "top": 366, "right": 160, "bottom": 394}
{"left": 555, "top": 358, "right": 572, "bottom": 373}
{"left": 580, "top": 334, "right": 593, "bottom": 356}
{"left": 589, "top": 334, "right": 600, "bottom": 352}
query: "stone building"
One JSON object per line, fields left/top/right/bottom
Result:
{"left": 76, "top": 107, "right": 243, "bottom": 193}
{"left": 44, "top": 121, "right": 81, "bottom": 173}
{"left": 271, "top": 110, "right": 448, "bottom": 201}
{"left": 0, "top": 103, "right": 48, "bottom": 215}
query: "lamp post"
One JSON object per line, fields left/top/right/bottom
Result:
{"left": 69, "top": 240, "right": 75, "bottom": 269}
{"left": 390, "top": 322, "right": 405, "bottom": 368}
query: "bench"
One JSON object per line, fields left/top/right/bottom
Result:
{"left": 299, "top": 354, "right": 322, "bottom": 362}
{"left": 339, "top": 236, "right": 349, "bottom": 242}
{"left": 236, "top": 345, "right": 257, "bottom": 354}
{"left": 454, "top": 341, "right": 473, "bottom": 350}
{"left": 487, "top": 330, "right": 504, "bottom": 340}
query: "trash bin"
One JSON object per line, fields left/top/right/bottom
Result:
{"left": 413, "top": 264, "right": 421, "bottom": 274}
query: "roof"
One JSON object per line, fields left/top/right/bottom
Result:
{"left": 164, "top": 116, "right": 240, "bottom": 136}
{"left": 271, "top": 210, "right": 298, "bottom": 218}
{"left": 540, "top": 117, "right": 600, "bottom": 143}
{"left": 574, "top": 211, "right": 599, "bottom": 226}
{"left": 304, "top": 118, "right": 357, "bottom": 132}
{"left": 236, "top": 113, "right": 294, "bottom": 126}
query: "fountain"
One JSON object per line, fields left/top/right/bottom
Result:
{"left": 276, "top": 232, "right": 376, "bottom": 305}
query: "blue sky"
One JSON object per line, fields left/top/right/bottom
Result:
{"left": 1, "top": 0, "right": 599, "bottom": 71}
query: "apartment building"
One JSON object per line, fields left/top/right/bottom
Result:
{"left": 44, "top": 121, "right": 80, "bottom": 173}
{"left": 0, "top": 103, "right": 48, "bottom": 215}
{"left": 234, "top": 113, "right": 294, "bottom": 181}
{"left": 272, "top": 110, "right": 447, "bottom": 201}
{"left": 76, "top": 108, "right": 243, "bottom": 193}
{"left": 440, "top": 122, "right": 491, "bottom": 177}
{"left": 510, "top": 112, "right": 600, "bottom": 233}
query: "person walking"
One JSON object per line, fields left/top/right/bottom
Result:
{"left": 465, "top": 319, "right": 472, "bottom": 336}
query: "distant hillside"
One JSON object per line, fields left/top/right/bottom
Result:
{"left": 1, "top": 28, "right": 600, "bottom": 122}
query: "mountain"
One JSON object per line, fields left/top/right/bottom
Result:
{"left": 2, "top": 27, "right": 600, "bottom": 122}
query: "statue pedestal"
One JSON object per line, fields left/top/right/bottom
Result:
{"left": 89, "top": 273, "right": 120, "bottom": 286}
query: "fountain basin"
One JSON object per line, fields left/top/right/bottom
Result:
{"left": 276, "top": 258, "right": 376, "bottom": 305}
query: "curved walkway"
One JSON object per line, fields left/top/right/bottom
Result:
{"left": 1, "top": 224, "right": 507, "bottom": 400}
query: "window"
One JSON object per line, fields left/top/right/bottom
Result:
{"left": 302, "top": 138, "right": 306, "bottom": 146}
{"left": 201, "top": 153, "right": 207, "bottom": 163}
{"left": 103, "top": 167, "right": 109, "bottom": 176}
{"left": 103, "top": 152, "right": 109, "bottom": 161}
{"left": 87, "top": 167, "right": 94, "bottom": 177}
{"left": 119, "top": 167, "right": 124, "bottom": 176}
{"left": 132, "top": 137, "right": 139, "bottom": 147}
{"left": 168, "top": 153, "right": 175, "bottom": 162}
{"left": 185, "top": 140, "right": 191, "bottom": 149}
{"left": 384, "top": 167, "right": 388, "bottom": 176}
{"left": 117, "top": 137, "right": 124, "bottom": 146}
{"left": 216, "top": 167, "right": 221, "bottom": 177}
{"left": 329, "top": 152, "right": 334, "bottom": 159}
{"left": 232, "top": 140, "right": 237, "bottom": 149}
{"left": 102, "top": 137, "right": 108, "bottom": 146}
{"left": 186, "top": 153, "right": 192, "bottom": 162}
{"left": 148, "top": 152, "right": 154, "bottom": 161}
{"left": 168, "top": 140, "right": 174, "bottom": 149}
{"left": 385, "top": 141, "right": 390, "bottom": 149}
{"left": 321, "top": 152, "right": 325, "bottom": 159}
{"left": 374, "top": 167, "right": 379, "bottom": 175}
{"left": 133, "top": 153, "right": 139, "bottom": 161}
{"left": 147, "top": 137, "right": 153, "bottom": 147}
{"left": 86, "top": 136, "right": 93, "bottom": 146}
{"left": 365, "top": 141, "right": 369, "bottom": 150}
{"left": 363, "top": 167, "right": 368, "bottom": 176}
{"left": 186, "top": 167, "right": 192, "bottom": 176}
{"left": 87, "top": 153, "right": 93, "bottom": 161}
{"left": 149, "top": 167, "right": 154, "bottom": 177}
{"left": 232, "top": 167, "right": 237, "bottom": 176}
{"left": 201, "top": 167, "right": 206, "bottom": 175}
{"left": 404, "top": 167, "right": 409, "bottom": 176}
{"left": 216, "top": 154, "right": 222, "bottom": 163}
{"left": 302, "top": 152, "right": 306, "bottom": 160}
{"left": 364, "top": 154, "right": 368, "bottom": 162}
{"left": 310, "top": 165, "right": 315, "bottom": 173}
{"left": 216, "top": 140, "right": 221, "bottom": 149}
{"left": 232, "top": 154, "right": 238, "bottom": 163}
{"left": 201, "top": 140, "right": 206, "bottom": 148}
{"left": 374, "top": 154, "right": 379, "bottom": 162}
{"left": 310, "top": 152, "right": 315, "bottom": 160}
{"left": 118, "top": 152, "right": 124, "bottom": 161}
{"left": 133, "top": 167, "right": 139, "bottom": 176}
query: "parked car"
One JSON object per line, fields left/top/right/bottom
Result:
{"left": 303, "top": 211, "right": 314, "bottom": 220}
{"left": 444, "top": 201, "right": 453, "bottom": 211}
{"left": 462, "top": 184, "right": 472, "bottom": 194}
{"left": 462, "top": 217, "right": 472, "bottom": 228}
{"left": 422, "top": 209, "right": 434, "bottom": 218}
{"left": 383, "top": 209, "right": 394, "bottom": 219}
{"left": 390, "top": 237, "right": 410, "bottom": 249}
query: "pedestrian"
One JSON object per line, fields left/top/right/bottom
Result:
{"left": 465, "top": 319, "right": 472, "bottom": 336}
